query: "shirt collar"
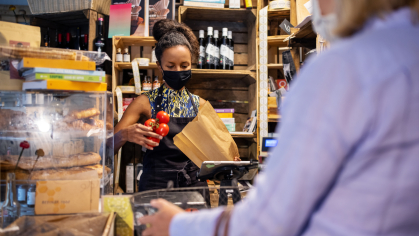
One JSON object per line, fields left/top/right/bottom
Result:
{"left": 163, "top": 84, "right": 187, "bottom": 97}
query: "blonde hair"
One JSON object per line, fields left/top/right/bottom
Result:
{"left": 335, "top": 0, "right": 419, "bottom": 37}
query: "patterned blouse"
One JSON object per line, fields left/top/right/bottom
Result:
{"left": 144, "top": 85, "right": 200, "bottom": 118}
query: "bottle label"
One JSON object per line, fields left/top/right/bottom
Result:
{"left": 220, "top": 45, "right": 228, "bottom": 57}
{"left": 123, "top": 55, "right": 130, "bottom": 62}
{"left": 116, "top": 54, "right": 123, "bottom": 62}
{"left": 199, "top": 46, "right": 205, "bottom": 58}
{"left": 27, "top": 192, "right": 35, "bottom": 205}
{"left": 151, "top": 50, "right": 157, "bottom": 63}
{"left": 214, "top": 46, "right": 220, "bottom": 66}
{"left": 17, "top": 188, "right": 26, "bottom": 202}
{"left": 206, "top": 44, "right": 215, "bottom": 65}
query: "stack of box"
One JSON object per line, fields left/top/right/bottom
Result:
{"left": 215, "top": 108, "right": 235, "bottom": 132}
{"left": 19, "top": 58, "right": 106, "bottom": 91}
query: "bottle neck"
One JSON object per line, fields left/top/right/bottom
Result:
{"left": 84, "top": 34, "right": 88, "bottom": 43}
{"left": 97, "top": 22, "right": 103, "bottom": 37}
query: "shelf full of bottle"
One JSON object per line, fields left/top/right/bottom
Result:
{"left": 41, "top": 18, "right": 106, "bottom": 54}
{"left": 198, "top": 27, "right": 235, "bottom": 70}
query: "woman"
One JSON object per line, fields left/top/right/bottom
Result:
{"left": 115, "top": 20, "right": 238, "bottom": 191}
{"left": 141, "top": 0, "right": 419, "bottom": 235}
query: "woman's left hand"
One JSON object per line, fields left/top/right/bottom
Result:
{"left": 140, "top": 199, "right": 185, "bottom": 236}
{"left": 234, "top": 156, "right": 241, "bottom": 161}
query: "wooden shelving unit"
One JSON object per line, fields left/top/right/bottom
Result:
{"left": 178, "top": 6, "right": 258, "bottom": 160}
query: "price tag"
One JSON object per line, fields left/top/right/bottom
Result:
{"left": 279, "top": 19, "right": 294, "bottom": 35}
{"left": 131, "top": 60, "right": 142, "bottom": 94}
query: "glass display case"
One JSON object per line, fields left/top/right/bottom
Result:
{"left": 0, "top": 91, "right": 114, "bottom": 203}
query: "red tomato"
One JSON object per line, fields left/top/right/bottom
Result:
{"left": 155, "top": 123, "right": 169, "bottom": 137}
{"left": 144, "top": 119, "right": 156, "bottom": 130}
{"left": 156, "top": 111, "right": 170, "bottom": 124}
{"left": 147, "top": 136, "right": 160, "bottom": 147}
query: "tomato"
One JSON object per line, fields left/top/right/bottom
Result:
{"left": 147, "top": 136, "right": 160, "bottom": 147}
{"left": 144, "top": 119, "right": 156, "bottom": 130}
{"left": 155, "top": 123, "right": 169, "bottom": 137}
{"left": 156, "top": 111, "right": 170, "bottom": 124}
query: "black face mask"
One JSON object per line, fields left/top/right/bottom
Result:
{"left": 161, "top": 68, "right": 192, "bottom": 90}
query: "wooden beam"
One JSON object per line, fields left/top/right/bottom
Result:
{"left": 88, "top": 10, "right": 98, "bottom": 51}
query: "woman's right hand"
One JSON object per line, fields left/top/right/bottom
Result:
{"left": 125, "top": 123, "right": 163, "bottom": 150}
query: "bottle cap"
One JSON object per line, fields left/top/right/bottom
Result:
{"left": 228, "top": 31, "right": 232, "bottom": 39}
{"left": 207, "top": 27, "right": 213, "bottom": 36}
{"left": 222, "top": 28, "right": 228, "bottom": 36}
{"left": 199, "top": 30, "right": 204, "bottom": 38}
{"left": 118, "top": 48, "right": 121, "bottom": 53}
{"left": 214, "top": 30, "right": 219, "bottom": 38}
{"left": 125, "top": 48, "right": 129, "bottom": 53}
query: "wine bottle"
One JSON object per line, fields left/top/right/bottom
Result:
{"left": 57, "top": 33, "right": 63, "bottom": 48}
{"left": 43, "top": 27, "right": 50, "bottom": 47}
{"left": 219, "top": 28, "right": 230, "bottom": 70}
{"left": 198, "top": 30, "right": 205, "bottom": 69}
{"left": 228, "top": 31, "right": 234, "bottom": 70}
{"left": 205, "top": 27, "right": 215, "bottom": 69}
{"left": 94, "top": 18, "right": 105, "bottom": 54}
{"left": 94, "top": 18, "right": 105, "bottom": 71}
{"left": 81, "top": 34, "right": 88, "bottom": 51}
{"left": 213, "top": 30, "right": 220, "bottom": 70}
{"left": 75, "top": 27, "right": 81, "bottom": 50}
{"left": 65, "top": 32, "right": 71, "bottom": 49}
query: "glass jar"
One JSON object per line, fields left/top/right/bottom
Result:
{"left": 27, "top": 184, "right": 36, "bottom": 208}
{"left": 1, "top": 173, "right": 21, "bottom": 228}
{"left": 17, "top": 184, "right": 27, "bottom": 204}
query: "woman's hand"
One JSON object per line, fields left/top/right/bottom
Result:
{"left": 234, "top": 156, "right": 241, "bottom": 161}
{"left": 125, "top": 123, "right": 162, "bottom": 150}
{"left": 140, "top": 199, "right": 185, "bottom": 236}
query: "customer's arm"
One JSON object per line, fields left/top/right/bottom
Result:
{"left": 143, "top": 53, "right": 371, "bottom": 236}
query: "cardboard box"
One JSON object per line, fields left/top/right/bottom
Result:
{"left": 35, "top": 179, "right": 100, "bottom": 215}
{"left": 27, "top": 0, "right": 111, "bottom": 15}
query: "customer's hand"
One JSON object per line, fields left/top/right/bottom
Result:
{"left": 234, "top": 156, "right": 241, "bottom": 161}
{"left": 125, "top": 123, "right": 162, "bottom": 150}
{"left": 140, "top": 199, "right": 185, "bottom": 236}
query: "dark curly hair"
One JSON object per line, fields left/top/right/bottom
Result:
{"left": 153, "top": 19, "right": 199, "bottom": 63}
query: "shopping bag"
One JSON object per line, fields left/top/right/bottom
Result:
{"left": 173, "top": 102, "right": 239, "bottom": 168}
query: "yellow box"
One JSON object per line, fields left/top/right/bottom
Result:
{"left": 217, "top": 113, "right": 233, "bottom": 118}
{"left": 35, "top": 179, "right": 100, "bottom": 215}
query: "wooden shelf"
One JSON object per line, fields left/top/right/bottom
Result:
{"left": 191, "top": 69, "right": 256, "bottom": 84}
{"left": 268, "top": 9, "right": 290, "bottom": 18}
{"left": 115, "top": 62, "right": 158, "bottom": 71}
{"left": 230, "top": 132, "right": 257, "bottom": 139}
{"left": 267, "top": 64, "right": 284, "bottom": 69}
{"left": 267, "top": 35, "right": 289, "bottom": 46}
{"left": 268, "top": 118, "right": 281, "bottom": 123}
{"left": 179, "top": 6, "right": 256, "bottom": 22}
{"left": 114, "top": 36, "right": 157, "bottom": 50}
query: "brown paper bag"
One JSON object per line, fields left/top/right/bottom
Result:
{"left": 174, "top": 102, "right": 239, "bottom": 168}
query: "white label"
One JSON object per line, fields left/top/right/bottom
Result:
{"left": 17, "top": 188, "right": 26, "bottom": 202}
{"left": 199, "top": 46, "right": 205, "bottom": 57}
{"left": 206, "top": 44, "right": 215, "bottom": 56}
{"left": 123, "top": 54, "right": 131, "bottom": 62}
{"left": 215, "top": 46, "right": 220, "bottom": 59}
{"left": 116, "top": 54, "right": 123, "bottom": 62}
{"left": 220, "top": 45, "right": 228, "bottom": 57}
{"left": 229, "top": 0, "right": 240, "bottom": 8}
{"left": 27, "top": 192, "right": 35, "bottom": 205}
{"left": 126, "top": 165, "right": 134, "bottom": 193}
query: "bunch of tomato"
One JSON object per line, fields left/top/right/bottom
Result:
{"left": 144, "top": 111, "right": 170, "bottom": 147}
